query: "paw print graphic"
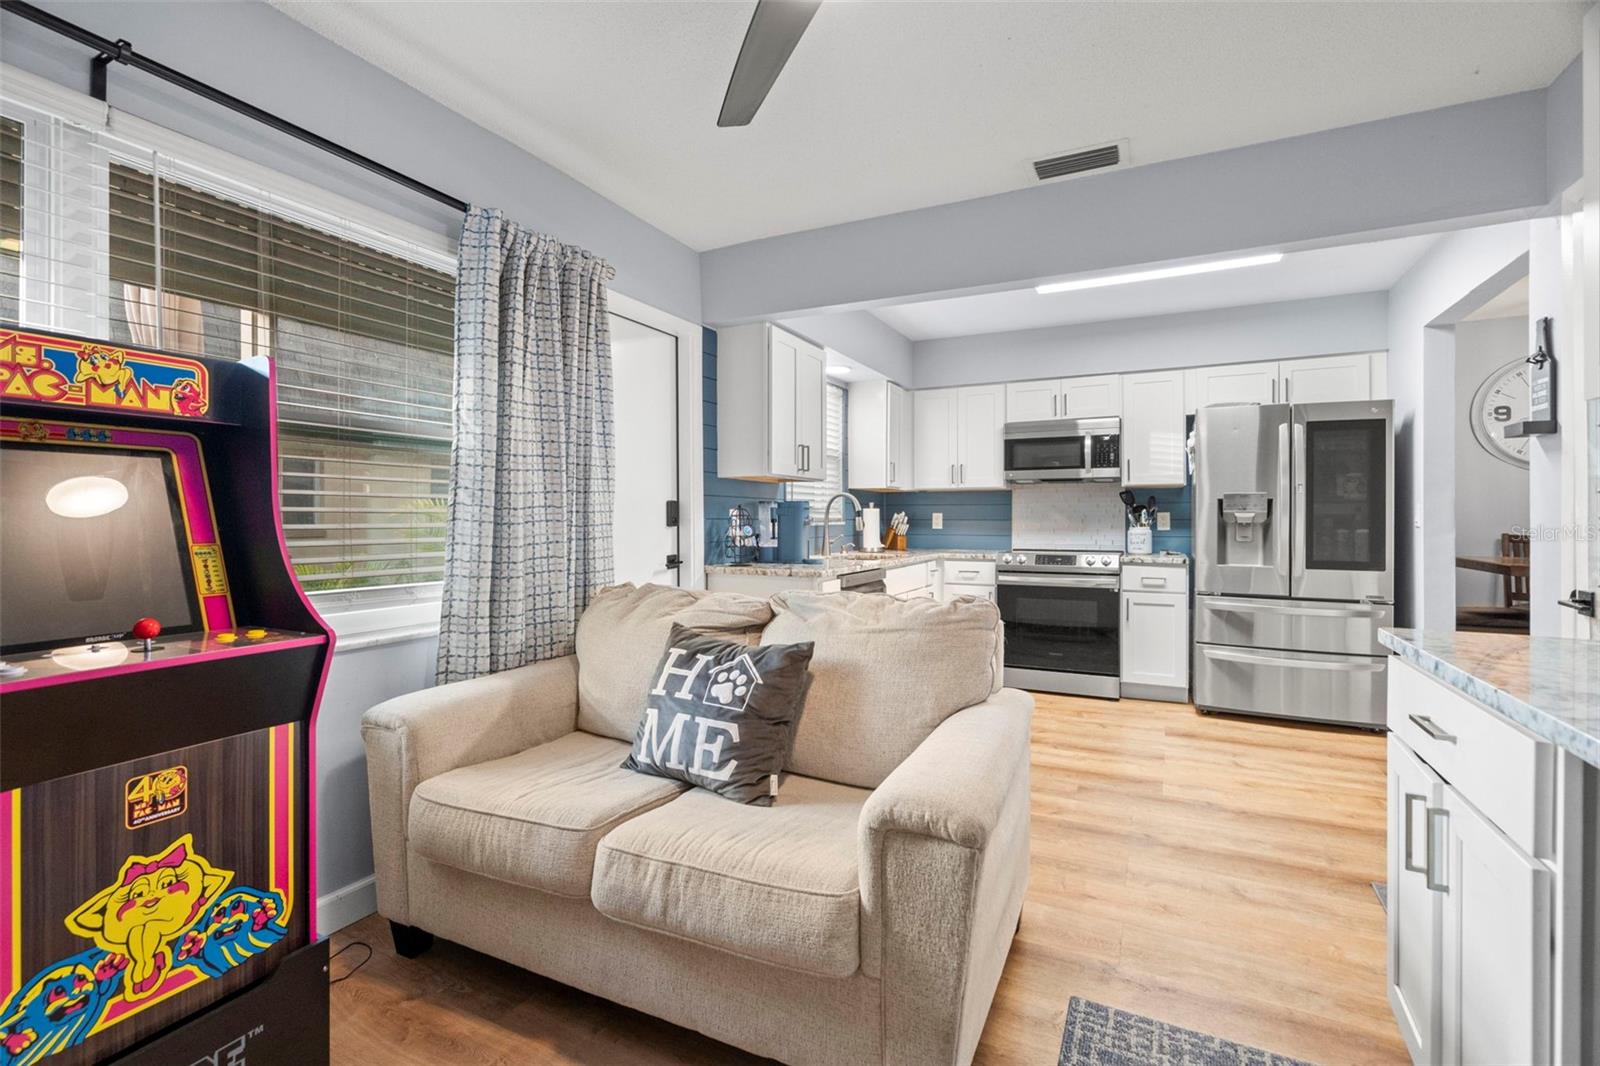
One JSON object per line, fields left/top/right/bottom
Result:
{"left": 706, "top": 663, "right": 752, "bottom": 709}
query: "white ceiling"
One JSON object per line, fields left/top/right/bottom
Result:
{"left": 269, "top": 1, "right": 1585, "bottom": 251}
{"left": 870, "top": 234, "right": 1441, "bottom": 341}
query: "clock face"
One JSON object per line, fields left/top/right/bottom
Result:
{"left": 1470, "top": 359, "right": 1530, "bottom": 467}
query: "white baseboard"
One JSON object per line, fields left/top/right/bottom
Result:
{"left": 317, "top": 874, "right": 377, "bottom": 939}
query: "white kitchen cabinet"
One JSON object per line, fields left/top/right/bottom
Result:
{"left": 1438, "top": 783, "right": 1551, "bottom": 1066}
{"left": 1385, "top": 659, "right": 1575, "bottom": 1066}
{"left": 847, "top": 379, "right": 913, "bottom": 490}
{"left": 1184, "top": 361, "right": 1280, "bottom": 412}
{"left": 1387, "top": 735, "right": 1444, "bottom": 1065}
{"left": 913, "top": 388, "right": 958, "bottom": 489}
{"left": 1003, "top": 375, "right": 1121, "bottom": 423}
{"left": 1121, "top": 371, "right": 1186, "bottom": 487}
{"left": 940, "top": 559, "right": 997, "bottom": 603}
{"left": 1060, "top": 374, "right": 1121, "bottom": 418}
{"left": 1279, "top": 352, "right": 1374, "bottom": 405}
{"left": 956, "top": 384, "right": 1005, "bottom": 488}
{"left": 913, "top": 385, "right": 1004, "bottom": 489}
{"left": 716, "top": 322, "right": 826, "bottom": 482}
{"left": 1119, "top": 564, "right": 1188, "bottom": 700}
{"left": 1005, "top": 380, "right": 1059, "bottom": 423}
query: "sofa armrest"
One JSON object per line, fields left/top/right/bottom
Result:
{"left": 859, "top": 688, "right": 1033, "bottom": 1066}
{"left": 360, "top": 655, "right": 578, "bottom": 924}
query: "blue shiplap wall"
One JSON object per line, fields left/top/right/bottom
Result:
{"left": 859, "top": 491, "right": 1013, "bottom": 551}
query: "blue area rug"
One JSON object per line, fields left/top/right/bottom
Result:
{"left": 1059, "top": 997, "right": 1315, "bottom": 1066}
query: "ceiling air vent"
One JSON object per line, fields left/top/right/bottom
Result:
{"left": 1032, "top": 143, "right": 1122, "bottom": 182}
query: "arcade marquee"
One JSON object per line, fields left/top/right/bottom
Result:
{"left": 0, "top": 327, "right": 332, "bottom": 1064}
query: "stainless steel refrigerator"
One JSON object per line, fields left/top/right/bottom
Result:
{"left": 1193, "top": 400, "right": 1394, "bottom": 728}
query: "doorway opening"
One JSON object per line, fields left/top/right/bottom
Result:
{"left": 1452, "top": 275, "right": 1532, "bottom": 632}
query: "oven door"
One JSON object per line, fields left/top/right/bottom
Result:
{"left": 996, "top": 573, "right": 1121, "bottom": 681}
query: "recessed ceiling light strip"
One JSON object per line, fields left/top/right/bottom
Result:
{"left": 1035, "top": 253, "right": 1284, "bottom": 295}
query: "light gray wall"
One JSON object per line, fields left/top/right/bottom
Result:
{"left": 1524, "top": 215, "right": 1568, "bottom": 638}
{"left": 777, "top": 309, "right": 914, "bottom": 384}
{"left": 0, "top": 0, "right": 703, "bottom": 322}
{"left": 911, "top": 292, "right": 1387, "bottom": 389}
{"left": 1386, "top": 221, "right": 1530, "bottom": 629}
{"left": 702, "top": 89, "right": 1563, "bottom": 323}
{"left": 1546, "top": 55, "right": 1585, "bottom": 199}
{"left": 1454, "top": 315, "right": 1531, "bottom": 608}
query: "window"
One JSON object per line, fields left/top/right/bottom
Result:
{"left": 786, "top": 382, "right": 848, "bottom": 523}
{"left": 0, "top": 85, "right": 456, "bottom": 598}
{"left": 0, "top": 116, "right": 18, "bottom": 322}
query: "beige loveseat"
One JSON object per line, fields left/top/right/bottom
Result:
{"left": 362, "top": 584, "right": 1032, "bottom": 1066}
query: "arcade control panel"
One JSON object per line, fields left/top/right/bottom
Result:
{"left": 0, "top": 618, "right": 322, "bottom": 686}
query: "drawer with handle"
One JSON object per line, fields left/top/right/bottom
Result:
{"left": 1121, "top": 563, "right": 1188, "bottom": 594}
{"left": 1387, "top": 658, "right": 1553, "bottom": 859}
{"left": 941, "top": 560, "right": 996, "bottom": 587}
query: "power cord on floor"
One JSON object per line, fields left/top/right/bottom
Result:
{"left": 328, "top": 940, "right": 373, "bottom": 984}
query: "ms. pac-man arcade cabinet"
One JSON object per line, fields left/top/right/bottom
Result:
{"left": 0, "top": 326, "right": 331, "bottom": 1065}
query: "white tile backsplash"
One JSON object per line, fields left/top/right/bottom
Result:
{"left": 1012, "top": 483, "right": 1125, "bottom": 550}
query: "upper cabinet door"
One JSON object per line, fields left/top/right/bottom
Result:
{"left": 1438, "top": 784, "right": 1552, "bottom": 1066}
{"left": 1122, "top": 371, "right": 1186, "bottom": 487}
{"left": 1005, "top": 380, "right": 1060, "bottom": 423}
{"left": 791, "top": 336, "right": 826, "bottom": 482}
{"left": 888, "top": 382, "right": 912, "bottom": 489}
{"left": 1060, "top": 374, "right": 1122, "bottom": 419}
{"left": 1280, "top": 353, "right": 1373, "bottom": 405}
{"left": 956, "top": 384, "right": 1006, "bottom": 488}
{"left": 913, "top": 388, "right": 958, "bottom": 489}
{"left": 766, "top": 327, "right": 801, "bottom": 478}
{"left": 1185, "top": 361, "right": 1280, "bottom": 414}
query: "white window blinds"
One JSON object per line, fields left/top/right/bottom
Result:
{"left": 0, "top": 89, "right": 457, "bottom": 597}
{"left": 787, "top": 383, "right": 847, "bottom": 518}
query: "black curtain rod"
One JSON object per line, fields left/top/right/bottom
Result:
{"left": 0, "top": 0, "right": 471, "bottom": 214}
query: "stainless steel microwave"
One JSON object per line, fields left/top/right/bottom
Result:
{"left": 1003, "top": 416, "right": 1121, "bottom": 483}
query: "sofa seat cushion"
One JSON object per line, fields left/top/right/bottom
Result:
{"left": 591, "top": 775, "right": 866, "bottom": 978}
{"left": 409, "top": 731, "right": 685, "bottom": 897}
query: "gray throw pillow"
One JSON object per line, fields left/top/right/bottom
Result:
{"left": 621, "top": 624, "right": 814, "bottom": 805}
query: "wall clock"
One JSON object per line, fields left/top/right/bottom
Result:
{"left": 1469, "top": 359, "right": 1531, "bottom": 468}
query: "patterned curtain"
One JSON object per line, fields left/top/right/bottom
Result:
{"left": 436, "top": 207, "right": 615, "bottom": 684}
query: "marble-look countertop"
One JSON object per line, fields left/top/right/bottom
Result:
{"left": 1379, "top": 628, "right": 1600, "bottom": 768}
{"left": 1121, "top": 552, "right": 1190, "bottom": 568}
{"left": 706, "top": 549, "right": 995, "bottom": 579}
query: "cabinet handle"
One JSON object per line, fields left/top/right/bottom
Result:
{"left": 1424, "top": 807, "right": 1449, "bottom": 893}
{"left": 959, "top": 463, "right": 965, "bottom": 485}
{"left": 1272, "top": 379, "right": 1277, "bottom": 403}
{"left": 1286, "top": 379, "right": 1292, "bottom": 403}
{"left": 1124, "top": 458, "right": 1131, "bottom": 483}
{"left": 1407, "top": 714, "right": 1456, "bottom": 743}
{"left": 950, "top": 463, "right": 955, "bottom": 485}
{"left": 1402, "top": 793, "right": 1428, "bottom": 874}
{"left": 1125, "top": 598, "right": 1130, "bottom": 621}
{"left": 890, "top": 461, "right": 895, "bottom": 483}
{"left": 1140, "top": 576, "right": 1168, "bottom": 587}
{"left": 1053, "top": 394, "right": 1058, "bottom": 416}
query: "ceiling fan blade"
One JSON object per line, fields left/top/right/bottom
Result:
{"left": 718, "top": 0, "right": 823, "bottom": 128}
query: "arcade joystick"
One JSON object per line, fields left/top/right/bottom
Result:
{"left": 131, "top": 616, "right": 161, "bottom": 656}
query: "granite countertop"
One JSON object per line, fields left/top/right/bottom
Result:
{"left": 1121, "top": 552, "right": 1190, "bottom": 568}
{"left": 706, "top": 549, "right": 995, "bottom": 579}
{"left": 1379, "top": 628, "right": 1600, "bottom": 768}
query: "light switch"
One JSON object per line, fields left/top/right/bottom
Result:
{"left": 931, "top": 512, "right": 944, "bottom": 530}
{"left": 1156, "top": 512, "right": 1171, "bottom": 531}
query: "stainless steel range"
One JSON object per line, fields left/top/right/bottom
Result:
{"left": 996, "top": 549, "right": 1121, "bottom": 699}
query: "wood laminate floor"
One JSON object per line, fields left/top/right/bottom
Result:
{"left": 329, "top": 695, "right": 1407, "bottom": 1065}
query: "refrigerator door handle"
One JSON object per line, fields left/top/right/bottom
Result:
{"left": 1202, "top": 597, "right": 1382, "bottom": 619}
{"left": 1291, "top": 420, "right": 1307, "bottom": 579}
{"left": 1275, "top": 419, "right": 1294, "bottom": 589}
{"left": 1199, "top": 646, "right": 1385, "bottom": 672}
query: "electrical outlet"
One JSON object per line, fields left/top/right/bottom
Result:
{"left": 1156, "top": 511, "right": 1171, "bottom": 531}
{"left": 931, "top": 512, "right": 944, "bottom": 530}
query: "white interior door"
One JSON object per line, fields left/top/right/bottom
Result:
{"left": 611, "top": 314, "right": 679, "bottom": 586}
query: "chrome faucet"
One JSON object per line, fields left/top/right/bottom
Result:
{"left": 821, "top": 491, "right": 863, "bottom": 558}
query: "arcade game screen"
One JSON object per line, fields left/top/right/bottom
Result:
{"left": 0, "top": 444, "right": 201, "bottom": 653}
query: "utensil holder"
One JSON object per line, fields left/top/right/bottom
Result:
{"left": 1127, "top": 527, "right": 1153, "bottom": 555}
